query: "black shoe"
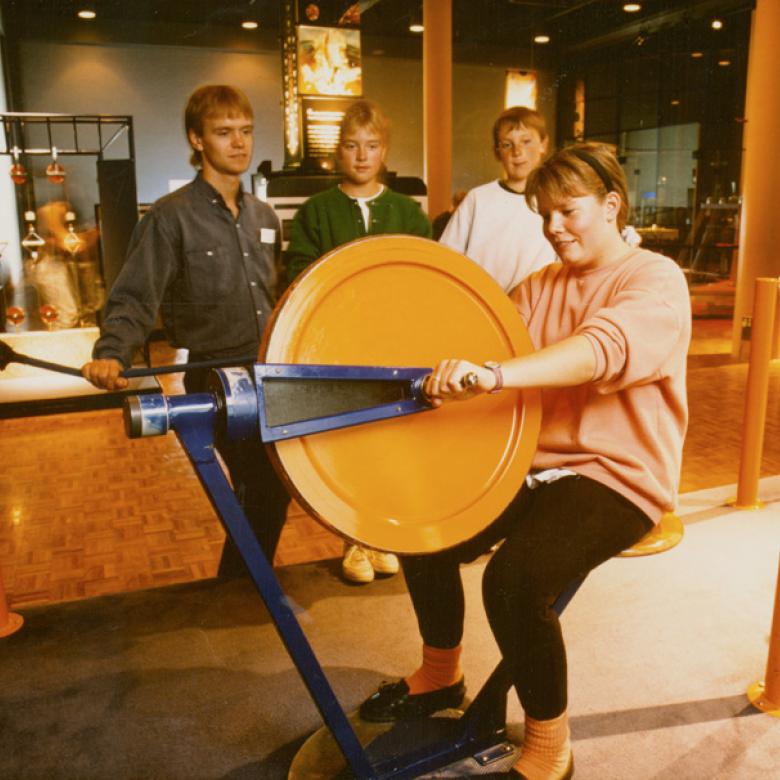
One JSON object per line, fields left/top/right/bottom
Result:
{"left": 359, "top": 678, "right": 466, "bottom": 723}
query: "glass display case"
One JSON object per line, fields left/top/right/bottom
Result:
{"left": 0, "top": 113, "right": 145, "bottom": 414}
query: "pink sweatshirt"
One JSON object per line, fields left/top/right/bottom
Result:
{"left": 511, "top": 248, "right": 691, "bottom": 523}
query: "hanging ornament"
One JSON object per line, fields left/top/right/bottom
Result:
{"left": 46, "top": 146, "right": 66, "bottom": 185}
{"left": 21, "top": 210, "right": 45, "bottom": 261}
{"left": 39, "top": 304, "right": 59, "bottom": 330}
{"left": 9, "top": 146, "right": 27, "bottom": 185}
{"left": 63, "top": 211, "right": 84, "bottom": 256}
{"left": 5, "top": 305, "right": 25, "bottom": 331}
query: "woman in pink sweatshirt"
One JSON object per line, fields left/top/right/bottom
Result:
{"left": 359, "top": 143, "right": 692, "bottom": 780}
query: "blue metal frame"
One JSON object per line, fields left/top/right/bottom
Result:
{"left": 254, "top": 363, "right": 432, "bottom": 442}
{"left": 171, "top": 397, "right": 378, "bottom": 779}
{"left": 125, "top": 367, "right": 587, "bottom": 778}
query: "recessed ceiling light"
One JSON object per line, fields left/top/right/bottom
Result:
{"left": 711, "top": 19, "right": 723, "bottom": 30}
{"left": 623, "top": 3, "right": 642, "bottom": 12}
{"left": 534, "top": 34, "right": 551, "bottom": 44}
{"left": 409, "top": 23, "right": 424, "bottom": 33}
{"left": 241, "top": 20, "right": 259, "bottom": 30}
{"left": 691, "top": 51, "right": 704, "bottom": 58}
{"left": 77, "top": 9, "right": 96, "bottom": 20}
{"left": 718, "top": 59, "right": 731, "bottom": 66}
{"left": 670, "top": 99, "right": 680, "bottom": 106}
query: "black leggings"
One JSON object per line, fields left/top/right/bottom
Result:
{"left": 402, "top": 474, "right": 653, "bottom": 720}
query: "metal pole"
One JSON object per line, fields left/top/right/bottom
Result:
{"left": 747, "top": 553, "right": 780, "bottom": 717}
{"left": 0, "top": 565, "right": 23, "bottom": 638}
{"left": 423, "top": 0, "right": 452, "bottom": 219}
{"left": 731, "top": 0, "right": 780, "bottom": 358}
{"left": 734, "top": 277, "right": 778, "bottom": 509}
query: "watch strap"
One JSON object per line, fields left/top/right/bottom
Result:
{"left": 484, "top": 361, "right": 503, "bottom": 394}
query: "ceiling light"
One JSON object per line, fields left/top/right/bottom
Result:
{"left": 534, "top": 34, "right": 551, "bottom": 44}
{"left": 77, "top": 9, "right": 96, "bottom": 20}
{"left": 718, "top": 59, "right": 731, "bottom": 66}
{"left": 409, "top": 23, "right": 424, "bottom": 33}
{"left": 623, "top": 3, "right": 642, "bottom": 12}
{"left": 711, "top": 19, "right": 723, "bottom": 30}
{"left": 241, "top": 20, "right": 259, "bottom": 30}
{"left": 691, "top": 51, "right": 704, "bottom": 58}
{"left": 670, "top": 99, "right": 680, "bottom": 106}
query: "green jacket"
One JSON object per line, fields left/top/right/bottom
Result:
{"left": 286, "top": 185, "right": 432, "bottom": 282}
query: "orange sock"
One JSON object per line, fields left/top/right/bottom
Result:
{"left": 512, "top": 711, "right": 572, "bottom": 780}
{"left": 404, "top": 644, "right": 463, "bottom": 695}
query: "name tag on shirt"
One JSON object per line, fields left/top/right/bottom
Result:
{"left": 260, "top": 228, "right": 276, "bottom": 244}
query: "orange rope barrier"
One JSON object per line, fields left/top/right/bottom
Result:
{"left": 747, "top": 553, "right": 780, "bottom": 717}
{"left": 0, "top": 565, "right": 23, "bottom": 638}
{"left": 734, "top": 278, "right": 779, "bottom": 509}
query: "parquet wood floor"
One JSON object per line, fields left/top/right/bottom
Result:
{"left": 1, "top": 318, "right": 777, "bottom": 609}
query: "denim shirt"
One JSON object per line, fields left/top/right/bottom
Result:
{"left": 94, "top": 174, "right": 281, "bottom": 368}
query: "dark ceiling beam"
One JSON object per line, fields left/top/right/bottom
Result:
{"left": 545, "top": 0, "right": 603, "bottom": 23}
{"left": 507, "top": 1, "right": 570, "bottom": 8}
{"left": 564, "top": 0, "right": 754, "bottom": 53}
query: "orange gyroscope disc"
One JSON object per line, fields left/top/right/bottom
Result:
{"left": 261, "top": 236, "right": 540, "bottom": 554}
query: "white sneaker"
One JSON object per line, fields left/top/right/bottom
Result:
{"left": 342, "top": 545, "right": 374, "bottom": 583}
{"left": 368, "top": 549, "right": 400, "bottom": 576}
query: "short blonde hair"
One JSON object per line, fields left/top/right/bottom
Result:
{"left": 338, "top": 99, "right": 390, "bottom": 145}
{"left": 525, "top": 142, "right": 629, "bottom": 230}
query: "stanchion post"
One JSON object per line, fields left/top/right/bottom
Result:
{"left": 0, "top": 565, "right": 24, "bottom": 638}
{"left": 734, "top": 277, "right": 779, "bottom": 509}
{"left": 773, "top": 283, "right": 780, "bottom": 360}
{"left": 747, "top": 553, "right": 780, "bottom": 717}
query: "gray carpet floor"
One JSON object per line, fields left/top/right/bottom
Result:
{"left": 1, "top": 481, "right": 778, "bottom": 779}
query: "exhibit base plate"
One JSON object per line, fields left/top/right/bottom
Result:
{"left": 288, "top": 707, "right": 519, "bottom": 779}
{"left": 289, "top": 710, "right": 391, "bottom": 780}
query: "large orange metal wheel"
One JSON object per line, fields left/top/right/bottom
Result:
{"left": 261, "top": 236, "right": 540, "bottom": 554}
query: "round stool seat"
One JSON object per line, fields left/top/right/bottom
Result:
{"left": 618, "top": 512, "right": 684, "bottom": 558}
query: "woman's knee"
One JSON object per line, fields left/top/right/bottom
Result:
{"left": 483, "top": 547, "right": 558, "bottom": 625}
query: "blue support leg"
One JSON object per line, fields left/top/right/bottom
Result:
{"left": 174, "top": 419, "right": 378, "bottom": 780}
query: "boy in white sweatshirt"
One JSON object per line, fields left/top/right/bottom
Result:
{"left": 440, "top": 106, "right": 556, "bottom": 292}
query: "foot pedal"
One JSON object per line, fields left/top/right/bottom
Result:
{"left": 474, "top": 741, "right": 514, "bottom": 766}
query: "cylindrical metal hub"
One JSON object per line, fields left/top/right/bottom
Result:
{"left": 123, "top": 367, "right": 259, "bottom": 441}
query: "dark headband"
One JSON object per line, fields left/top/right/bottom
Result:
{"left": 570, "top": 149, "right": 615, "bottom": 194}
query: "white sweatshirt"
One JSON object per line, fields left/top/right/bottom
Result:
{"left": 440, "top": 179, "right": 556, "bottom": 292}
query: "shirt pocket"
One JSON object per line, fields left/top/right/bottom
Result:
{"left": 183, "top": 246, "right": 235, "bottom": 301}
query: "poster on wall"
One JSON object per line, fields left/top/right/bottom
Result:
{"left": 297, "top": 25, "right": 362, "bottom": 97}
{"left": 301, "top": 96, "right": 354, "bottom": 162}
